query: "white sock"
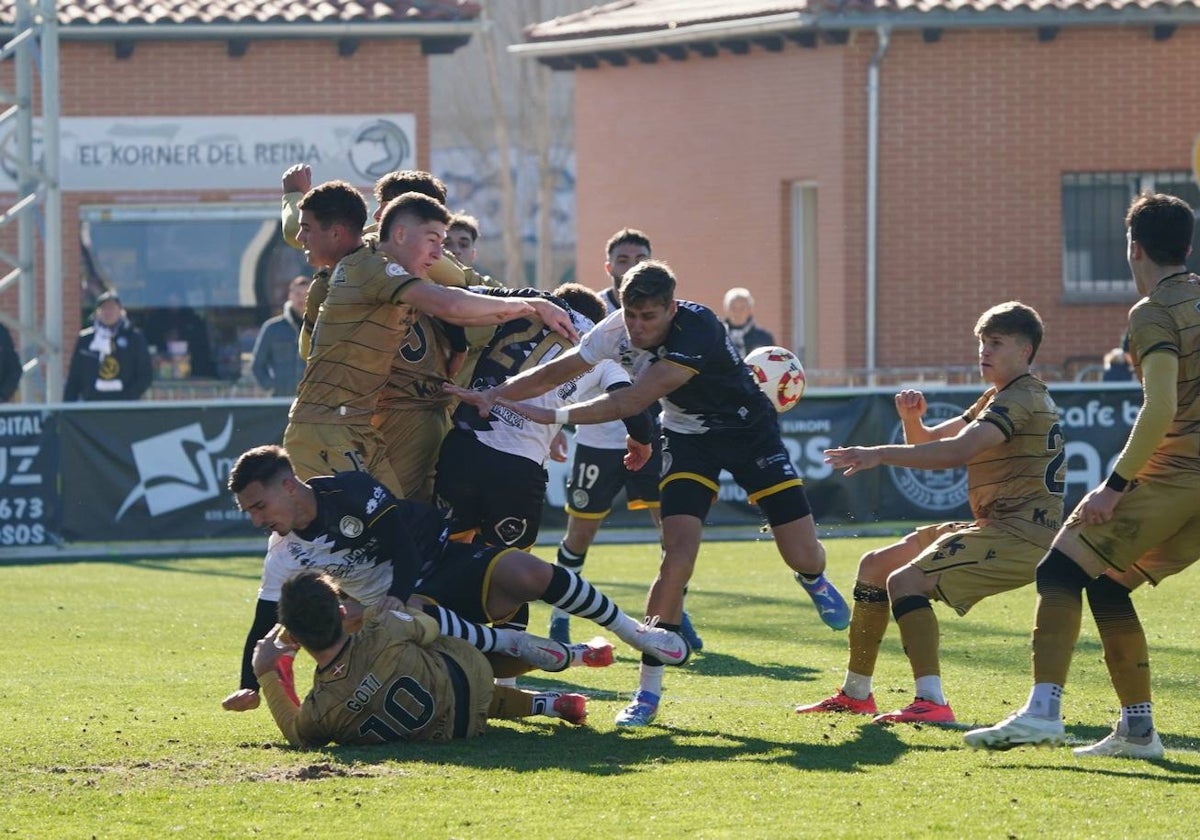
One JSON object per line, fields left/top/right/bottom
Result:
{"left": 494, "top": 676, "right": 517, "bottom": 688}
{"left": 608, "top": 612, "right": 645, "bottom": 647}
{"left": 638, "top": 662, "right": 664, "bottom": 698}
{"left": 1022, "top": 683, "right": 1063, "bottom": 719}
{"left": 842, "top": 671, "right": 873, "bottom": 700}
{"left": 914, "top": 675, "right": 945, "bottom": 705}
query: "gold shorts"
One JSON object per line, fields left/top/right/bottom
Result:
{"left": 282, "top": 420, "right": 404, "bottom": 497}
{"left": 430, "top": 636, "right": 494, "bottom": 738}
{"left": 1063, "top": 471, "right": 1200, "bottom": 587}
{"left": 374, "top": 405, "right": 452, "bottom": 505}
{"left": 911, "top": 520, "right": 1043, "bottom": 615}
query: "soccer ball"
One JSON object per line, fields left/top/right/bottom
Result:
{"left": 745, "top": 346, "right": 806, "bottom": 413}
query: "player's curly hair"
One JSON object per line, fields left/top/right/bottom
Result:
{"left": 228, "top": 445, "right": 294, "bottom": 494}
{"left": 278, "top": 571, "right": 345, "bottom": 652}
{"left": 374, "top": 170, "right": 448, "bottom": 205}
{"left": 297, "top": 180, "right": 368, "bottom": 233}
{"left": 553, "top": 282, "right": 605, "bottom": 327}
{"left": 619, "top": 260, "right": 675, "bottom": 310}
{"left": 974, "top": 301, "right": 1044, "bottom": 362}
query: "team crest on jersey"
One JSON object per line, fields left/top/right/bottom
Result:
{"left": 495, "top": 516, "right": 528, "bottom": 545}
{"left": 386, "top": 262, "right": 406, "bottom": 277}
{"left": 571, "top": 489, "right": 590, "bottom": 509}
{"left": 339, "top": 515, "right": 364, "bottom": 538}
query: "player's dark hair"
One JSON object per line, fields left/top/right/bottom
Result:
{"left": 228, "top": 445, "right": 294, "bottom": 493}
{"left": 378, "top": 192, "right": 451, "bottom": 241}
{"left": 297, "top": 180, "right": 368, "bottom": 233}
{"left": 278, "top": 571, "right": 344, "bottom": 652}
{"left": 448, "top": 212, "right": 480, "bottom": 243}
{"left": 1126, "top": 192, "right": 1194, "bottom": 266}
{"left": 974, "top": 301, "right": 1044, "bottom": 363}
{"left": 374, "top": 170, "right": 448, "bottom": 205}
{"left": 553, "top": 282, "right": 605, "bottom": 326}
{"left": 605, "top": 228, "right": 652, "bottom": 259}
{"left": 620, "top": 260, "right": 676, "bottom": 309}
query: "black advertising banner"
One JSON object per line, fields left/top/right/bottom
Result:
{"left": 544, "top": 384, "right": 1143, "bottom": 533}
{"left": 0, "top": 385, "right": 1146, "bottom": 559}
{"left": 0, "top": 408, "right": 59, "bottom": 549}
{"left": 57, "top": 402, "right": 289, "bottom": 542}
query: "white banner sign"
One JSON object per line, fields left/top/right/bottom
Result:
{"left": 1, "top": 114, "right": 416, "bottom": 191}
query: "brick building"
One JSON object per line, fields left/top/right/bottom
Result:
{"left": 0, "top": 0, "right": 478, "bottom": 398}
{"left": 519, "top": 0, "right": 1200, "bottom": 382}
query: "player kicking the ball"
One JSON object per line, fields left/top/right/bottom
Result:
{"left": 448, "top": 260, "right": 849, "bottom": 727}
{"left": 796, "top": 301, "right": 1064, "bottom": 725}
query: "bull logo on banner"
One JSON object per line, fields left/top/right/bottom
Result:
{"left": 115, "top": 416, "right": 235, "bottom": 519}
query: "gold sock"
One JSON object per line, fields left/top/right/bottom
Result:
{"left": 895, "top": 603, "right": 940, "bottom": 680}
{"left": 847, "top": 583, "right": 890, "bottom": 677}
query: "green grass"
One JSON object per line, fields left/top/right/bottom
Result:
{"left": 4, "top": 539, "right": 1200, "bottom": 839}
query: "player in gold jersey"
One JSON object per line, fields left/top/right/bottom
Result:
{"left": 283, "top": 185, "right": 546, "bottom": 494}
{"left": 252, "top": 571, "right": 588, "bottom": 747}
{"left": 966, "top": 193, "right": 1199, "bottom": 759}
{"left": 798, "top": 301, "right": 1064, "bottom": 725}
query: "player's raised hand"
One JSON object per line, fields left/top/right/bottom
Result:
{"left": 282, "top": 163, "right": 312, "bottom": 195}
{"left": 221, "top": 688, "right": 262, "bottom": 712}
{"left": 894, "top": 389, "right": 927, "bottom": 420}
{"left": 251, "top": 624, "right": 293, "bottom": 677}
{"left": 443, "top": 382, "right": 496, "bottom": 417}
{"left": 824, "top": 445, "right": 883, "bottom": 477}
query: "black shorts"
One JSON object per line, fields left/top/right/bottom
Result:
{"left": 434, "top": 428, "right": 547, "bottom": 548}
{"left": 565, "top": 441, "right": 662, "bottom": 517}
{"left": 660, "top": 422, "right": 805, "bottom": 519}
{"left": 416, "top": 541, "right": 516, "bottom": 624}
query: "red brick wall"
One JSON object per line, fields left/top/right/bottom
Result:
{"left": 0, "top": 37, "right": 429, "bottom": 385}
{"left": 572, "top": 25, "right": 1200, "bottom": 378}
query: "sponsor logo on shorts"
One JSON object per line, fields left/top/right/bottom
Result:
{"left": 495, "top": 516, "right": 528, "bottom": 545}
{"left": 340, "top": 515, "right": 364, "bottom": 538}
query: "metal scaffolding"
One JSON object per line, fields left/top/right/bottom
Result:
{"left": 0, "top": 0, "right": 61, "bottom": 403}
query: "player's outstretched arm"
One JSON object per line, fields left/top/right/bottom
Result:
{"left": 503, "top": 360, "right": 690, "bottom": 427}
{"left": 401, "top": 280, "right": 537, "bottom": 327}
{"left": 826, "top": 420, "right": 1006, "bottom": 476}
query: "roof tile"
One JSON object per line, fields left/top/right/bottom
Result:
{"left": 0, "top": 0, "right": 480, "bottom": 28}
{"left": 527, "top": 0, "right": 1200, "bottom": 41}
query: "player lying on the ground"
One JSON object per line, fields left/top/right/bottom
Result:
{"left": 252, "top": 571, "right": 589, "bottom": 747}
{"left": 222, "top": 445, "right": 688, "bottom": 711}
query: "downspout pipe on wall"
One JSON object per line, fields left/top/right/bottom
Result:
{"left": 865, "top": 25, "right": 890, "bottom": 386}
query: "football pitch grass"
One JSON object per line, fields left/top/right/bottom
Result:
{"left": 4, "top": 537, "right": 1200, "bottom": 839}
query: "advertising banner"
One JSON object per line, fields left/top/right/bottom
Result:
{"left": 57, "top": 402, "right": 289, "bottom": 543}
{"left": 1, "top": 114, "right": 417, "bottom": 192}
{"left": 0, "top": 384, "right": 1145, "bottom": 559}
{"left": 0, "top": 408, "right": 59, "bottom": 549}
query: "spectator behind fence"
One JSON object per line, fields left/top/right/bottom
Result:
{"left": 1102, "top": 346, "right": 1134, "bottom": 382}
{"left": 64, "top": 291, "right": 153, "bottom": 402}
{"left": 251, "top": 275, "right": 308, "bottom": 396}
{"left": 0, "top": 322, "right": 20, "bottom": 401}
{"left": 723, "top": 286, "right": 775, "bottom": 359}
